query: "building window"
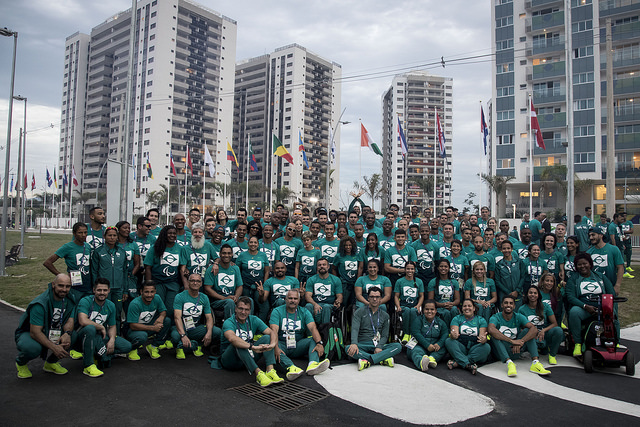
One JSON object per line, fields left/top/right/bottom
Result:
{"left": 496, "top": 159, "right": 514, "bottom": 169}
{"left": 496, "top": 39, "right": 514, "bottom": 51}
{"left": 574, "top": 99, "right": 594, "bottom": 110}
{"left": 496, "top": 63, "right": 514, "bottom": 74}
{"left": 574, "top": 46, "right": 594, "bottom": 58}
{"left": 574, "top": 152, "right": 595, "bottom": 164}
{"left": 574, "top": 126, "right": 595, "bottom": 137}
{"left": 495, "top": 16, "right": 513, "bottom": 28}
{"left": 496, "top": 110, "right": 515, "bottom": 121}
{"left": 498, "top": 134, "right": 514, "bottom": 145}
{"left": 497, "top": 86, "right": 514, "bottom": 97}
{"left": 573, "top": 72, "right": 594, "bottom": 83}
{"left": 572, "top": 20, "right": 593, "bottom": 33}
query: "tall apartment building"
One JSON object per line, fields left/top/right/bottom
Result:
{"left": 491, "top": 0, "right": 640, "bottom": 217}
{"left": 232, "top": 44, "right": 342, "bottom": 209}
{"left": 381, "top": 72, "right": 453, "bottom": 212}
{"left": 59, "top": 0, "right": 237, "bottom": 218}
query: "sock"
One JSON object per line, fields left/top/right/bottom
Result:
{"left": 506, "top": 359, "right": 513, "bottom": 364}
{"left": 532, "top": 359, "right": 539, "bottom": 365}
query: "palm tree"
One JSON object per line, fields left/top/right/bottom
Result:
{"left": 272, "top": 186, "right": 297, "bottom": 207}
{"left": 206, "top": 181, "right": 227, "bottom": 208}
{"left": 74, "top": 190, "right": 92, "bottom": 215}
{"left": 408, "top": 176, "right": 443, "bottom": 205}
{"left": 540, "top": 164, "right": 594, "bottom": 207}
{"left": 480, "top": 173, "right": 516, "bottom": 217}
{"left": 188, "top": 184, "right": 203, "bottom": 206}
{"left": 353, "top": 174, "right": 386, "bottom": 212}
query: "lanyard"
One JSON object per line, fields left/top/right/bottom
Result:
{"left": 368, "top": 308, "right": 380, "bottom": 333}
{"left": 285, "top": 309, "right": 298, "bottom": 332}
{"left": 530, "top": 259, "right": 540, "bottom": 282}
{"left": 190, "top": 245, "right": 205, "bottom": 265}
{"left": 49, "top": 298, "right": 66, "bottom": 330}
{"left": 234, "top": 316, "right": 252, "bottom": 342}
{"left": 395, "top": 246, "right": 408, "bottom": 265}
{"left": 106, "top": 246, "right": 116, "bottom": 266}
{"left": 78, "top": 244, "right": 88, "bottom": 266}
{"left": 423, "top": 318, "right": 436, "bottom": 337}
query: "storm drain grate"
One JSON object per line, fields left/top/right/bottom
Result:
{"left": 228, "top": 382, "right": 329, "bottom": 412}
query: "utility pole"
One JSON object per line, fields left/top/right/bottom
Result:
{"left": 606, "top": 18, "right": 615, "bottom": 217}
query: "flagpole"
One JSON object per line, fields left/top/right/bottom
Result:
{"left": 68, "top": 168, "right": 73, "bottom": 228}
{"left": 433, "top": 107, "right": 437, "bottom": 214}
{"left": 166, "top": 176, "right": 170, "bottom": 225}
{"left": 184, "top": 143, "right": 188, "bottom": 216}
{"left": 270, "top": 134, "right": 274, "bottom": 210}
{"left": 245, "top": 134, "right": 249, "bottom": 211}
{"left": 529, "top": 93, "right": 533, "bottom": 218}
{"left": 202, "top": 154, "right": 206, "bottom": 214}
{"left": 479, "top": 101, "right": 483, "bottom": 215}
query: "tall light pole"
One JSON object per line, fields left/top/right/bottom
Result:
{"left": 13, "top": 95, "right": 26, "bottom": 258}
{"left": 326, "top": 108, "right": 349, "bottom": 209}
{"left": 0, "top": 27, "right": 18, "bottom": 276}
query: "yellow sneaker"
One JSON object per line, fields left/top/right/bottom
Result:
{"left": 266, "top": 369, "right": 284, "bottom": 384}
{"left": 256, "top": 371, "right": 273, "bottom": 387}
{"left": 507, "top": 361, "right": 517, "bottom": 377}
{"left": 127, "top": 349, "right": 140, "bottom": 361}
{"left": 401, "top": 334, "right": 411, "bottom": 345}
{"left": 193, "top": 346, "right": 204, "bottom": 357}
{"left": 306, "top": 359, "right": 330, "bottom": 376}
{"left": 146, "top": 344, "right": 161, "bottom": 359}
{"left": 380, "top": 357, "right": 395, "bottom": 367}
{"left": 83, "top": 364, "right": 104, "bottom": 378}
{"left": 530, "top": 361, "right": 551, "bottom": 376}
{"left": 69, "top": 349, "right": 83, "bottom": 360}
{"left": 358, "top": 358, "right": 371, "bottom": 371}
{"left": 286, "top": 365, "right": 304, "bottom": 381}
{"left": 573, "top": 343, "right": 582, "bottom": 357}
{"left": 159, "top": 340, "right": 174, "bottom": 350}
{"left": 420, "top": 355, "right": 429, "bottom": 372}
{"left": 626, "top": 266, "right": 634, "bottom": 272}
{"left": 428, "top": 356, "right": 438, "bottom": 368}
{"left": 176, "top": 348, "right": 186, "bottom": 360}
{"left": 623, "top": 272, "right": 634, "bottom": 279}
{"left": 548, "top": 355, "right": 557, "bottom": 365}
{"left": 16, "top": 363, "right": 32, "bottom": 379}
{"left": 43, "top": 361, "right": 68, "bottom": 375}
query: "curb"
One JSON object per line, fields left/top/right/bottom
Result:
{"left": 0, "top": 298, "right": 25, "bottom": 312}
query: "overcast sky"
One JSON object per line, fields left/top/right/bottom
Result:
{"left": 0, "top": 0, "right": 492, "bottom": 210}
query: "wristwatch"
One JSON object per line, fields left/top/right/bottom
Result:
{"left": 64, "top": 330, "right": 72, "bottom": 336}
{"left": 180, "top": 333, "right": 186, "bottom": 338}
{"left": 316, "top": 340, "right": 324, "bottom": 346}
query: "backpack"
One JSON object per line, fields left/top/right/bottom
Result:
{"left": 318, "top": 322, "right": 345, "bottom": 361}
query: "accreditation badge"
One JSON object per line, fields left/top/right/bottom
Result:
{"left": 286, "top": 330, "right": 297, "bottom": 349}
{"left": 183, "top": 316, "right": 196, "bottom": 331}
{"left": 48, "top": 328, "right": 62, "bottom": 343}
{"left": 70, "top": 270, "right": 83, "bottom": 287}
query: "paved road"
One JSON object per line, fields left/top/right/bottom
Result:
{"left": 1, "top": 302, "right": 639, "bottom": 426}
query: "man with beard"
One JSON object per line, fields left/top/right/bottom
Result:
{"left": 377, "top": 218, "right": 396, "bottom": 250}
{"left": 305, "top": 258, "right": 343, "bottom": 324}
{"left": 173, "top": 214, "right": 192, "bottom": 246}
{"left": 260, "top": 261, "right": 300, "bottom": 315}
{"left": 204, "top": 245, "right": 243, "bottom": 320}
{"left": 131, "top": 216, "right": 156, "bottom": 261}
{"left": 179, "top": 223, "right": 217, "bottom": 282}
{"left": 126, "top": 281, "right": 171, "bottom": 361}
{"left": 270, "top": 290, "right": 329, "bottom": 380}
{"left": 412, "top": 224, "right": 440, "bottom": 286}
{"left": 15, "top": 274, "right": 77, "bottom": 379}
{"left": 44, "top": 222, "right": 93, "bottom": 300}
{"left": 74, "top": 278, "right": 132, "bottom": 377}
{"left": 363, "top": 212, "right": 382, "bottom": 240}
{"left": 314, "top": 222, "right": 340, "bottom": 264}
{"left": 514, "top": 228, "right": 532, "bottom": 260}
{"left": 86, "top": 206, "right": 106, "bottom": 250}
{"left": 204, "top": 217, "right": 217, "bottom": 242}
{"left": 587, "top": 227, "right": 625, "bottom": 294}
{"left": 259, "top": 224, "right": 281, "bottom": 268}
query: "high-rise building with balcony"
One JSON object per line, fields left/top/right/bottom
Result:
{"left": 491, "top": 0, "right": 640, "bottom": 217}
{"left": 232, "top": 44, "right": 342, "bottom": 209}
{"left": 381, "top": 72, "right": 453, "bottom": 212}
{"left": 58, "top": 0, "right": 237, "bottom": 218}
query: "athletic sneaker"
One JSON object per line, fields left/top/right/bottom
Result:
{"left": 358, "top": 359, "right": 371, "bottom": 371}
{"left": 401, "top": 334, "right": 411, "bottom": 345}
{"left": 507, "top": 361, "right": 517, "bottom": 377}
{"left": 69, "top": 349, "right": 83, "bottom": 360}
{"left": 306, "top": 359, "right": 330, "bottom": 376}
{"left": 420, "top": 355, "right": 429, "bottom": 372}
{"left": 175, "top": 348, "right": 186, "bottom": 360}
{"left": 380, "top": 357, "right": 395, "bottom": 367}
{"left": 159, "top": 340, "right": 174, "bottom": 350}
{"left": 256, "top": 371, "right": 273, "bottom": 387}
{"left": 146, "top": 344, "right": 161, "bottom": 359}
{"left": 193, "top": 346, "right": 204, "bottom": 357}
{"left": 83, "top": 364, "right": 104, "bottom": 378}
{"left": 428, "top": 356, "right": 438, "bottom": 368}
{"left": 530, "top": 361, "right": 551, "bottom": 376}
{"left": 286, "top": 365, "right": 304, "bottom": 381}
{"left": 573, "top": 343, "right": 582, "bottom": 357}
{"left": 548, "top": 355, "right": 557, "bottom": 365}
{"left": 266, "top": 369, "right": 284, "bottom": 384}
{"left": 16, "top": 363, "right": 32, "bottom": 379}
{"left": 43, "top": 361, "right": 68, "bottom": 375}
{"left": 127, "top": 349, "right": 140, "bottom": 361}
{"left": 623, "top": 272, "right": 634, "bottom": 279}
{"left": 626, "top": 266, "right": 634, "bottom": 272}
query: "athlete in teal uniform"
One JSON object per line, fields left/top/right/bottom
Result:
{"left": 427, "top": 259, "right": 460, "bottom": 327}
{"left": 126, "top": 281, "right": 171, "bottom": 360}
{"left": 355, "top": 260, "right": 392, "bottom": 310}
{"left": 407, "top": 300, "right": 447, "bottom": 372}
{"left": 269, "top": 290, "right": 329, "bottom": 380}
{"left": 332, "top": 236, "right": 360, "bottom": 303}
{"left": 346, "top": 287, "right": 402, "bottom": 370}
{"left": 464, "top": 260, "right": 497, "bottom": 321}
{"left": 393, "top": 262, "right": 424, "bottom": 342}
{"left": 296, "top": 232, "right": 322, "bottom": 285}
{"left": 384, "top": 229, "right": 417, "bottom": 286}
{"left": 203, "top": 244, "right": 243, "bottom": 320}
{"left": 179, "top": 223, "right": 217, "bottom": 278}
{"left": 518, "top": 285, "right": 563, "bottom": 365}
{"left": 494, "top": 240, "right": 526, "bottom": 308}
{"left": 304, "top": 259, "right": 343, "bottom": 324}
{"left": 44, "top": 222, "right": 93, "bottom": 299}
{"left": 412, "top": 224, "right": 441, "bottom": 286}
{"left": 236, "top": 236, "right": 271, "bottom": 302}
{"left": 116, "top": 221, "right": 141, "bottom": 303}
{"left": 314, "top": 222, "right": 340, "bottom": 264}
{"left": 445, "top": 299, "right": 490, "bottom": 374}
{"left": 144, "top": 226, "right": 183, "bottom": 316}
{"left": 275, "top": 225, "right": 304, "bottom": 277}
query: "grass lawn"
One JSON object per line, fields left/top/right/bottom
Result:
{"left": 1, "top": 231, "right": 640, "bottom": 328}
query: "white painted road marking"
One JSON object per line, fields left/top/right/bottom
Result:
{"left": 315, "top": 363, "right": 495, "bottom": 425}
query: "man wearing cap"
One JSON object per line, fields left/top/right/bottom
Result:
{"left": 587, "top": 227, "right": 625, "bottom": 294}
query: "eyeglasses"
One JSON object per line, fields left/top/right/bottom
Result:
{"left": 287, "top": 228, "right": 295, "bottom": 232}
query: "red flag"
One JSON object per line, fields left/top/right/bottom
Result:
{"left": 24, "top": 173, "right": 27, "bottom": 190}
{"left": 186, "top": 147, "right": 193, "bottom": 176}
{"left": 530, "top": 99, "right": 545, "bottom": 150}
{"left": 31, "top": 173, "right": 35, "bottom": 190}
{"left": 170, "top": 152, "right": 177, "bottom": 177}
{"left": 72, "top": 166, "right": 79, "bottom": 187}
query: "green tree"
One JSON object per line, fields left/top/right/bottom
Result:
{"left": 272, "top": 186, "right": 297, "bottom": 207}
{"left": 353, "top": 174, "right": 386, "bottom": 212}
{"left": 480, "top": 173, "right": 516, "bottom": 217}
{"left": 408, "top": 176, "right": 443, "bottom": 206}
{"left": 463, "top": 192, "right": 478, "bottom": 215}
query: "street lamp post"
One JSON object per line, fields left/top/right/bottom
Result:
{"left": 0, "top": 27, "right": 18, "bottom": 276}
{"left": 14, "top": 95, "right": 26, "bottom": 258}
{"left": 326, "top": 108, "right": 349, "bottom": 209}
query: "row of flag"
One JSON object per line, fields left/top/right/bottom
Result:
{"left": 480, "top": 98, "right": 545, "bottom": 155}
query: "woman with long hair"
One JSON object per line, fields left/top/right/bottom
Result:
{"left": 427, "top": 259, "right": 460, "bottom": 326}
{"left": 464, "top": 261, "right": 497, "bottom": 322}
{"left": 407, "top": 299, "right": 448, "bottom": 373}
{"left": 445, "top": 299, "right": 490, "bottom": 375}
{"left": 116, "top": 220, "right": 141, "bottom": 302}
{"left": 144, "top": 225, "right": 182, "bottom": 313}
{"left": 518, "top": 284, "right": 563, "bottom": 365}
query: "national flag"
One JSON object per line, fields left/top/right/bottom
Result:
{"left": 329, "top": 127, "right": 336, "bottom": 166}
{"left": 249, "top": 136, "right": 259, "bottom": 172}
{"left": 24, "top": 173, "right": 27, "bottom": 190}
{"left": 146, "top": 153, "right": 153, "bottom": 179}
{"left": 436, "top": 109, "right": 446, "bottom": 158}
{"left": 397, "top": 117, "right": 408, "bottom": 158}
{"left": 227, "top": 141, "right": 239, "bottom": 168}
{"left": 481, "top": 106, "right": 489, "bottom": 156}
{"left": 203, "top": 145, "right": 215, "bottom": 177}
{"left": 272, "top": 134, "right": 294, "bottom": 164}
{"left": 360, "top": 123, "right": 383, "bottom": 157}
{"left": 298, "top": 130, "right": 309, "bottom": 169}
{"left": 46, "top": 168, "right": 53, "bottom": 187}
{"left": 54, "top": 173, "right": 57, "bottom": 189}
{"left": 72, "top": 166, "right": 78, "bottom": 187}
{"left": 10, "top": 176, "right": 14, "bottom": 192}
{"left": 169, "top": 152, "right": 177, "bottom": 177}
{"left": 62, "top": 166, "right": 68, "bottom": 187}
{"left": 186, "top": 146, "right": 193, "bottom": 176}
{"left": 530, "top": 99, "right": 546, "bottom": 150}
{"left": 31, "top": 173, "right": 35, "bottom": 190}
{"left": 132, "top": 153, "right": 137, "bottom": 180}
